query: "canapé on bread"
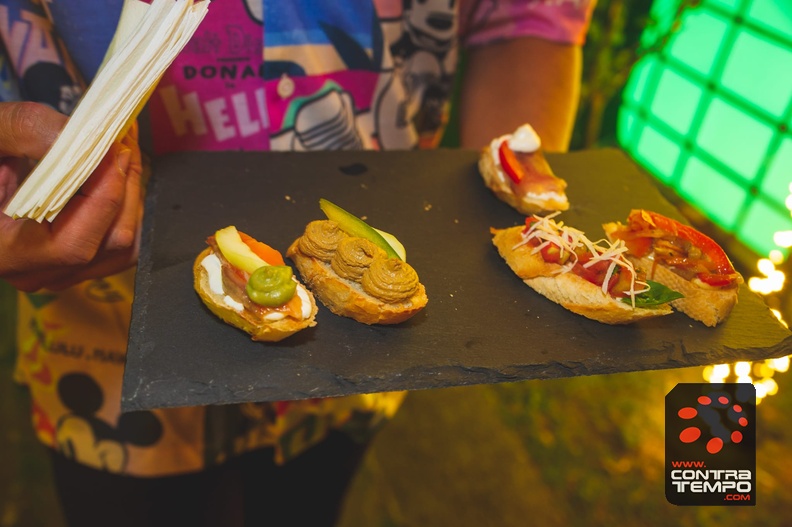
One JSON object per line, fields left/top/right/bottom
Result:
{"left": 287, "top": 200, "right": 427, "bottom": 325}
{"left": 193, "top": 227, "right": 318, "bottom": 342}
{"left": 287, "top": 233, "right": 427, "bottom": 325}
{"left": 616, "top": 254, "right": 737, "bottom": 327}
{"left": 491, "top": 223, "right": 674, "bottom": 325}
{"left": 603, "top": 209, "right": 743, "bottom": 327}
{"left": 479, "top": 124, "right": 569, "bottom": 215}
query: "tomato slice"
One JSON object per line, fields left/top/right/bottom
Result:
{"left": 540, "top": 243, "right": 563, "bottom": 263}
{"left": 571, "top": 257, "right": 616, "bottom": 289}
{"left": 498, "top": 140, "right": 524, "bottom": 184}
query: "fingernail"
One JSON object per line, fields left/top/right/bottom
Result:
{"left": 116, "top": 148, "right": 132, "bottom": 173}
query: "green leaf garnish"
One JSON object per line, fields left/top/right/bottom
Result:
{"left": 622, "top": 280, "right": 684, "bottom": 308}
{"left": 319, "top": 198, "right": 402, "bottom": 260}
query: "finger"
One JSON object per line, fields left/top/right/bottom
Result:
{"left": 123, "top": 119, "right": 139, "bottom": 145}
{"left": 103, "top": 147, "right": 143, "bottom": 251}
{"left": 43, "top": 246, "right": 139, "bottom": 291}
{"left": 50, "top": 222, "right": 140, "bottom": 291}
{"left": 49, "top": 143, "right": 130, "bottom": 262}
{"left": 4, "top": 246, "right": 138, "bottom": 292}
{"left": 3, "top": 221, "right": 140, "bottom": 293}
{"left": 0, "top": 102, "right": 67, "bottom": 159}
{"left": 120, "top": 123, "right": 142, "bottom": 182}
{"left": 0, "top": 215, "right": 61, "bottom": 275}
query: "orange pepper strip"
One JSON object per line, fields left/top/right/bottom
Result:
{"left": 238, "top": 231, "right": 286, "bottom": 266}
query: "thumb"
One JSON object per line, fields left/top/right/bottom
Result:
{"left": 0, "top": 102, "right": 67, "bottom": 160}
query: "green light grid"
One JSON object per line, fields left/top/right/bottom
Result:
{"left": 618, "top": 0, "right": 792, "bottom": 257}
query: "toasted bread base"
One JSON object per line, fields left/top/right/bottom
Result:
{"left": 631, "top": 256, "right": 738, "bottom": 327}
{"left": 492, "top": 226, "right": 672, "bottom": 325}
{"left": 193, "top": 248, "right": 318, "bottom": 342}
{"left": 287, "top": 240, "right": 427, "bottom": 325}
{"left": 478, "top": 148, "right": 569, "bottom": 215}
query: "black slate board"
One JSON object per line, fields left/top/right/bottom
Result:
{"left": 121, "top": 148, "right": 792, "bottom": 412}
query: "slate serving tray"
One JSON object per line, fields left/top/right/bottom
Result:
{"left": 121, "top": 148, "right": 792, "bottom": 412}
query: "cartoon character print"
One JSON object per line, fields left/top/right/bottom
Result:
{"left": 381, "top": 0, "right": 458, "bottom": 149}
{"left": 55, "top": 373, "right": 163, "bottom": 473}
{"left": 266, "top": 4, "right": 377, "bottom": 152}
{"left": 242, "top": 0, "right": 263, "bottom": 24}
{"left": 267, "top": 1, "right": 458, "bottom": 152}
{"left": 84, "top": 278, "right": 126, "bottom": 304}
{"left": 22, "top": 61, "right": 82, "bottom": 114}
{"left": 0, "top": 50, "right": 21, "bottom": 102}
{"left": 289, "top": 88, "right": 363, "bottom": 151}
{"left": 0, "top": 2, "right": 85, "bottom": 113}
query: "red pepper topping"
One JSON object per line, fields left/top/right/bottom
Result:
{"left": 614, "top": 210, "right": 741, "bottom": 288}
{"left": 498, "top": 140, "right": 524, "bottom": 184}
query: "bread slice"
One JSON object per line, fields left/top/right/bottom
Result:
{"left": 630, "top": 255, "right": 738, "bottom": 327}
{"left": 478, "top": 147, "right": 569, "bottom": 215}
{"left": 492, "top": 226, "right": 672, "bottom": 325}
{"left": 194, "top": 247, "right": 318, "bottom": 341}
{"left": 601, "top": 219, "right": 740, "bottom": 327}
{"left": 287, "top": 239, "right": 428, "bottom": 325}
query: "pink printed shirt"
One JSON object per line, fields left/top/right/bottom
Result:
{"left": 148, "top": 0, "right": 595, "bottom": 153}
{"left": 1, "top": 0, "right": 594, "bottom": 476}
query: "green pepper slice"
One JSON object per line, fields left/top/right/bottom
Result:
{"left": 246, "top": 266, "right": 297, "bottom": 307}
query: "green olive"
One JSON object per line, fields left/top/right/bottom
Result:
{"left": 246, "top": 266, "right": 297, "bottom": 307}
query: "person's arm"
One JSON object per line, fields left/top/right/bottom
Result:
{"left": 0, "top": 102, "right": 143, "bottom": 292}
{"left": 458, "top": 36, "right": 582, "bottom": 153}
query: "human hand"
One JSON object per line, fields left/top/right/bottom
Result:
{"left": 0, "top": 102, "right": 143, "bottom": 292}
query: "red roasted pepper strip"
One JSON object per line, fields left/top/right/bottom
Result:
{"left": 498, "top": 140, "right": 524, "bottom": 184}
{"left": 627, "top": 210, "right": 739, "bottom": 287}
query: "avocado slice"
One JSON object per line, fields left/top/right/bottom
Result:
{"left": 319, "top": 199, "right": 403, "bottom": 260}
{"left": 215, "top": 226, "right": 268, "bottom": 274}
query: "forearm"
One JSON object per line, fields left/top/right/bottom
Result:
{"left": 459, "top": 36, "right": 582, "bottom": 152}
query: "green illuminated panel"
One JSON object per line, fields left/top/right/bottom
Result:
{"left": 633, "top": 124, "right": 682, "bottom": 183}
{"left": 667, "top": 9, "right": 728, "bottom": 76}
{"left": 705, "top": 0, "right": 740, "bottom": 14}
{"left": 618, "top": 0, "right": 792, "bottom": 258}
{"left": 761, "top": 137, "right": 792, "bottom": 201}
{"left": 617, "top": 108, "right": 640, "bottom": 147}
{"left": 721, "top": 29, "right": 792, "bottom": 118}
{"left": 649, "top": 66, "right": 705, "bottom": 135}
{"left": 747, "top": 0, "right": 792, "bottom": 41}
{"left": 696, "top": 98, "right": 774, "bottom": 184}
{"left": 738, "top": 199, "right": 792, "bottom": 258}
{"left": 640, "top": 0, "right": 680, "bottom": 48}
{"left": 678, "top": 156, "right": 746, "bottom": 230}
{"left": 622, "top": 56, "right": 657, "bottom": 107}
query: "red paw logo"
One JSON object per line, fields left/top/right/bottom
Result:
{"left": 676, "top": 393, "right": 749, "bottom": 454}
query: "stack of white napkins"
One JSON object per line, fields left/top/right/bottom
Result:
{"left": 4, "top": 0, "right": 209, "bottom": 222}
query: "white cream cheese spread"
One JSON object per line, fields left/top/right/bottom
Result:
{"left": 201, "top": 253, "right": 310, "bottom": 320}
